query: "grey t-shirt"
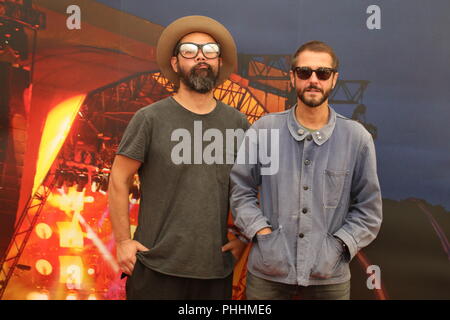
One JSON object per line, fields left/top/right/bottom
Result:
{"left": 116, "top": 96, "right": 250, "bottom": 279}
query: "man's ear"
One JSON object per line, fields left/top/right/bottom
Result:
{"left": 289, "top": 70, "right": 296, "bottom": 89}
{"left": 332, "top": 72, "right": 339, "bottom": 90}
{"left": 170, "top": 56, "right": 178, "bottom": 73}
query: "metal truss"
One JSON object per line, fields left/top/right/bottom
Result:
{"left": 214, "top": 79, "right": 269, "bottom": 123}
{"left": 73, "top": 71, "right": 174, "bottom": 153}
{"left": 329, "top": 80, "right": 370, "bottom": 105}
{"left": 238, "top": 54, "right": 291, "bottom": 98}
{"left": 0, "top": 173, "right": 55, "bottom": 299}
{"left": 328, "top": 80, "right": 378, "bottom": 139}
{"left": 236, "top": 54, "right": 376, "bottom": 138}
{"left": 238, "top": 54, "right": 372, "bottom": 106}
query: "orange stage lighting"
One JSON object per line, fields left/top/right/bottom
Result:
{"left": 33, "top": 94, "right": 86, "bottom": 196}
{"left": 35, "top": 223, "right": 53, "bottom": 239}
{"left": 26, "top": 290, "right": 50, "bottom": 300}
{"left": 57, "top": 221, "right": 84, "bottom": 248}
{"left": 87, "top": 267, "right": 95, "bottom": 276}
{"left": 59, "top": 256, "right": 84, "bottom": 290}
{"left": 35, "top": 259, "right": 53, "bottom": 276}
{"left": 50, "top": 186, "right": 87, "bottom": 215}
{"left": 65, "top": 291, "right": 78, "bottom": 300}
{"left": 87, "top": 292, "right": 97, "bottom": 300}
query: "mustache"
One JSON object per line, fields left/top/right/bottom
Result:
{"left": 304, "top": 85, "right": 323, "bottom": 93}
{"left": 193, "top": 62, "right": 212, "bottom": 71}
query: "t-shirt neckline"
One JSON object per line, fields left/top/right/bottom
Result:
{"left": 170, "top": 96, "right": 221, "bottom": 117}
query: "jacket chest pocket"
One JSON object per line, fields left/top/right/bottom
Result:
{"left": 323, "top": 169, "right": 349, "bottom": 209}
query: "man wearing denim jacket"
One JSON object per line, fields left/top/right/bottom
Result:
{"left": 230, "top": 41, "right": 382, "bottom": 300}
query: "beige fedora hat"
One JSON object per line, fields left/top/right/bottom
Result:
{"left": 156, "top": 15, "right": 237, "bottom": 87}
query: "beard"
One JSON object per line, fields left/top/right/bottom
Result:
{"left": 178, "top": 62, "right": 219, "bottom": 93}
{"left": 298, "top": 85, "right": 332, "bottom": 108}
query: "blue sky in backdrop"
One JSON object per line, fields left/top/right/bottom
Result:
{"left": 96, "top": 0, "right": 450, "bottom": 209}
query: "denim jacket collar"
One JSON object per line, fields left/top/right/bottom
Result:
{"left": 287, "top": 104, "right": 337, "bottom": 146}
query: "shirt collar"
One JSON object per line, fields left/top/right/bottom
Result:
{"left": 287, "top": 104, "right": 337, "bottom": 145}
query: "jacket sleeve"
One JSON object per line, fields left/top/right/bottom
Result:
{"left": 230, "top": 128, "right": 272, "bottom": 240}
{"left": 333, "top": 134, "right": 383, "bottom": 260}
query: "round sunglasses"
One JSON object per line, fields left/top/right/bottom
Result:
{"left": 292, "top": 67, "right": 337, "bottom": 81}
{"left": 175, "top": 42, "right": 220, "bottom": 59}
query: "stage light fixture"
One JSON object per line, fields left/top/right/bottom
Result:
{"left": 57, "top": 221, "right": 84, "bottom": 249}
{"left": 59, "top": 256, "right": 84, "bottom": 289}
{"left": 0, "top": 19, "right": 28, "bottom": 60}
{"left": 35, "top": 222, "right": 52, "bottom": 239}
{"left": 99, "top": 174, "right": 109, "bottom": 195}
{"left": 26, "top": 290, "right": 49, "bottom": 300}
{"left": 83, "top": 151, "right": 95, "bottom": 165}
{"left": 65, "top": 292, "right": 78, "bottom": 300}
{"left": 35, "top": 259, "right": 53, "bottom": 276}
{"left": 76, "top": 168, "right": 88, "bottom": 192}
{"left": 64, "top": 170, "right": 77, "bottom": 188}
{"left": 87, "top": 294, "right": 97, "bottom": 300}
{"left": 55, "top": 170, "right": 65, "bottom": 189}
{"left": 74, "top": 150, "right": 84, "bottom": 163}
{"left": 0, "top": 1, "right": 46, "bottom": 30}
{"left": 90, "top": 173, "right": 101, "bottom": 192}
{"left": 87, "top": 267, "right": 95, "bottom": 276}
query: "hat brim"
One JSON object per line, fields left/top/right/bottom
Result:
{"left": 156, "top": 16, "right": 237, "bottom": 87}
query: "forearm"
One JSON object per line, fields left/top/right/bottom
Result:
{"left": 334, "top": 187, "right": 382, "bottom": 260}
{"left": 334, "top": 139, "right": 382, "bottom": 260}
{"left": 108, "top": 178, "right": 132, "bottom": 243}
{"left": 230, "top": 164, "right": 271, "bottom": 240}
{"left": 257, "top": 227, "right": 272, "bottom": 235}
{"left": 233, "top": 204, "right": 271, "bottom": 239}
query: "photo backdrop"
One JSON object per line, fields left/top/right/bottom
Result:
{"left": 0, "top": 0, "right": 449, "bottom": 299}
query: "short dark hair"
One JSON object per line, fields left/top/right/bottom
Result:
{"left": 291, "top": 40, "right": 339, "bottom": 70}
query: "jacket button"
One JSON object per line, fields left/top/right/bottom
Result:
{"left": 306, "top": 135, "right": 313, "bottom": 141}
{"left": 304, "top": 159, "right": 311, "bottom": 166}
{"left": 302, "top": 208, "right": 308, "bottom": 214}
{"left": 303, "top": 186, "right": 309, "bottom": 191}
{"left": 299, "top": 233, "right": 304, "bottom": 238}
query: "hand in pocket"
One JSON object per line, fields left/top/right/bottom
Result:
{"left": 310, "top": 235, "right": 343, "bottom": 279}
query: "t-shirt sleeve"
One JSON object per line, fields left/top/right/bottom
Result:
{"left": 240, "top": 113, "right": 251, "bottom": 131}
{"left": 116, "top": 108, "right": 151, "bottom": 162}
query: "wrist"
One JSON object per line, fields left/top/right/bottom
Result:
{"left": 117, "top": 238, "right": 132, "bottom": 244}
{"left": 334, "top": 236, "right": 349, "bottom": 256}
{"left": 256, "top": 227, "right": 272, "bottom": 235}
{"left": 228, "top": 227, "right": 250, "bottom": 244}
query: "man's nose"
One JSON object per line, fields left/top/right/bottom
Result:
{"left": 195, "top": 49, "right": 207, "bottom": 62}
{"left": 309, "top": 70, "right": 320, "bottom": 83}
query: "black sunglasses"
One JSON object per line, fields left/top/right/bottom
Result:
{"left": 175, "top": 42, "right": 220, "bottom": 59}
{"left": 292, "top": 67, "right": 337, "bottom": 81}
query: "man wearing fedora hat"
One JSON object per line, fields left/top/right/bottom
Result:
{"left": 108, "top": 16, "right": 250, "bottom": 299}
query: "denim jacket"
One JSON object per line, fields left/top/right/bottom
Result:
{"left": 230, "top": 105, "right": 382, "bottom": 286}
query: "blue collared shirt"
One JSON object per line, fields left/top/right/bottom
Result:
{"left": 230, "top": 105, "right": 382, "bottom": 286}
